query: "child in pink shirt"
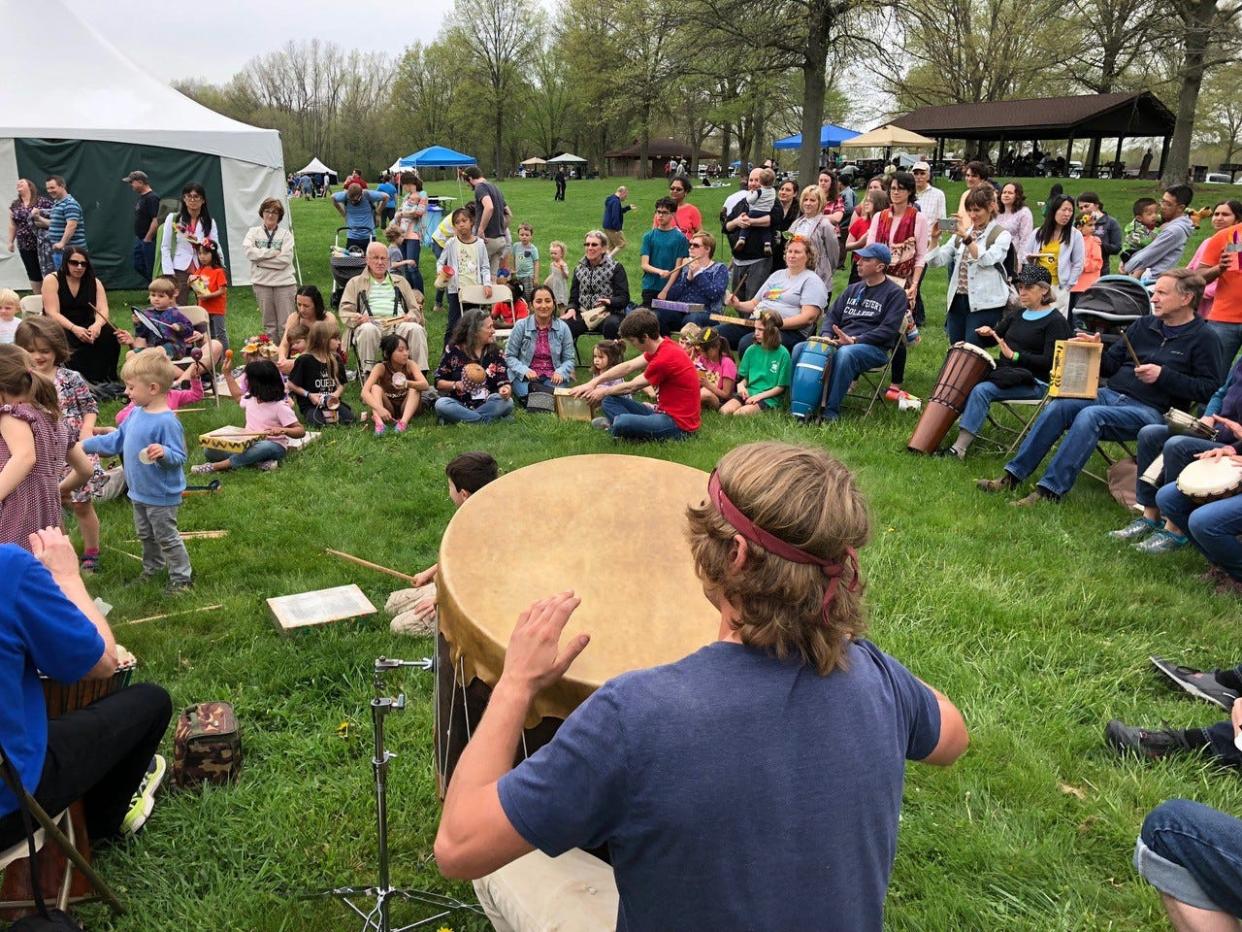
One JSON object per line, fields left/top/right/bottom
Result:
{"left": 191, "top": 360, "right": 303, "bottom": 474}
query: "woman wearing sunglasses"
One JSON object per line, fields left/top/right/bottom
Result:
{"left": 40, "top": 247, "right": 120, "bottom": 384}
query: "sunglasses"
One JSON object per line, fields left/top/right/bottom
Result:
{"left": 689, "top": 242, "right": 704, "bottom": 248}
{"left": 584, "top": 241, "right": 601, "bottom": 247}
{"left": 66, "top": 259, "right": 87, "bottom": 267}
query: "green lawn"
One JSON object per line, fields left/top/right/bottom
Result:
{"left": 68, "top": 176, "right": 1242, "bottom": 931}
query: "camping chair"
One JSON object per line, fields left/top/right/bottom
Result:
{"left": 977, "top": 395, "right": 1047, "bottom": 456}
{"left": 19, "top": 295, "right": 42, "bottom": 318}
{"left": 460, "top": 284, "right": 514, "bottom": 347}
{"left": 0, "top": 749, "right": 124, "bottom": 916}
{"left": 176, "top": 305, "right": 220, "bottom": 395}
{"left": 842, "top": 331, "right": 903, "bottom": 417}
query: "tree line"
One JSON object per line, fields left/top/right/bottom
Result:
{"left": 176, "top": 0, "right": 1242, "bottom": 186}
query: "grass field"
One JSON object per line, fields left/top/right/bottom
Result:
{"left": 66, "top": 175, "right": 1242, "bottom": 931}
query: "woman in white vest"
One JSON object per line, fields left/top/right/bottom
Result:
{"left": 243, "top": 197, "right": 298, "bottom": 340}
{"left": 159, "top": 182, "right": 219, "bottom": 304}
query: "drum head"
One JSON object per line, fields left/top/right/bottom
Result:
{"left": 438, "top": 454, "right": 719, "bottom": 723}
{"left": 951, "top": 341, "right": 997, "bottom": 369}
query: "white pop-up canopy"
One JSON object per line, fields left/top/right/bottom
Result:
{"left": 296, "top": 158, "right": 337, "bottom": 178}
{"left": 547, "top": 153, "right": 587, "bottom": 163}
{"left": 0, "top": 0, "right": 287, "bottom": 289}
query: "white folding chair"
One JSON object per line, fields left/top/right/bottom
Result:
{"left": 459, "top": 284, "right": 514, "bottom": 346}
{"left": 19, "top": 295, "right": 42, "bottom": 318}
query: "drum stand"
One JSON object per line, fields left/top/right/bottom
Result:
{"left": 304, "top": 657, "right": 482, "bottom": 932}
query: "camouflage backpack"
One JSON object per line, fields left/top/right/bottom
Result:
{"left": 173, "top": 702, "right": 242, "bottom": 789}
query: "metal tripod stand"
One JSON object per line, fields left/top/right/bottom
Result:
{"left": 305, "top": 657, "right": 481, "bottom": 932}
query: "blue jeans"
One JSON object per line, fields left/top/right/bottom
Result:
{"left": 402, "top": 238, "right": 425, "bottom": 295}
{"left": 52, "top": 251, "right": 63, "bottom": 270}
{"left": 601, "top": 394, "right": 688, "bottom": 441}
{"left": 205, "top": 439, "right": 286, "bottom": 469}
{"left": 1136, "top": 799, "right": 1242, "bottom": 917}
{"left": 1004, "top": 387, "right": 1162, "bottom": 497}
{"left": 1156, "top": 462, "right": 1242, "bottom": 583}
{"left": 945, "top": 293, "right": 1003, "bottom": 347}
{"left": 959, "top": 379, "right": 1046, "bottom": 436}
{"left": 1207, "top": 320, "right": 1242, "bottom": 368}
{"left": 445, "top": 293, "right": 462, "bottom": 349}
{"left": 820, "top": 342, "right": 889, "bottom": 419}
{"left": 435, "top": 394, "right": 514, "bottom": 424}
{"left": 511, "top": 376, "right": 560, "bottom": 402}
{"left": 133, "top": 237, "right": 155, "bottom": 280}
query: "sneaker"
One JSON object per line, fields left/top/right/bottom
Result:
{"left": 884, "top": 385, "right": 903, "bottom": 402}
{"left": 138, "top": 569, "right": 161, "bottom": 581}
{"left": 395, "top": 420, "right": 408, "bottom": 433}
{"left": 976, "top": 473, "right": 1016, "bottom": 493}
{"left": 1134, "top": 529, "right": 1189, "bottom": 554}
{"left": 1104, "top": 720, "right": 1193, "bottom": 759}
{"left": 121, "top": 755, "right": 167, "bottom": 836}
{"left": 933, "top": 445, "right": 966, "bottom": 460}
{"left": 1201, "top": 566, "right": 1227, "bottom": 583}
{"left": 1150, "top": 657, "right": 1239, "bottom": 711}
{"left": 591, "top": 416, "right": 610, "bottom": 431}
{"left": 257, "top": 460, "right": 279, "bottom": 472}
{"left": 164, "top": 578, "right": 193, "bottom": 595}
{"left": 1216, "top": 576, "right": 1242, "bottom": 598}
{"left": 1012, "top": 487, "right": 1058, "bottom": 507}
{"left": 1108, "top": 517, "right": 1160, "bottom": 541}
{"left": 190, "top": 463, "right": 215, "bottom": 475}
{"left": 80, "top": 551, "right": 100, "bottom": 573}
{"left": 374, "top": 422, "right": 386, "bottom": 436}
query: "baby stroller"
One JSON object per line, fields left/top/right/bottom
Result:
{"left": 1072, "top": 275, "right": 1152, "bottom": 346}
{"left": 329, "top": 227, "right": 369, "bottom": 309}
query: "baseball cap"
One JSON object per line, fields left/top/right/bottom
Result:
{"left": 854, "top": 243, "right": 892, "bottom": 264}
{"left": 912, "top": 161, "right": 930, "bottom": 173}
{"left": 121, "top": 170, "right": 149, "bottom": 183}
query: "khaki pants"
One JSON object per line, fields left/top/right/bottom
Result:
{"left": 605, "top": 230, "right": 626, "bottom": 253}
{"left": 485, "top": 236, "right": 508, "bottom": 279}
{"left": 252, "top": 284, "right": 297, "bottom": 340}
{"left": 473, "top": 848, "right": 619, "bottom": 932}
{"left": 345, "top": 317, "right": 429, "bottom": 373}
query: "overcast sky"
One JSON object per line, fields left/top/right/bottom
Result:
{"left": 65, "top": 0, "right": 462, "bottom": 84}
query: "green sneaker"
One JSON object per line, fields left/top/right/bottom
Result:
{"left": 1134, "top": 529, "right": 1189, "bottom": 554}
{"left": 121, "top": 754, "right": 167, "bottom": 836}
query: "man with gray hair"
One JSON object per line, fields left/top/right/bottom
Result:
{"left": 339, "top": 242, "right": 428, "bottom": 374}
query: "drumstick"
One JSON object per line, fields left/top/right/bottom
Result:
{"left": 325, "top": 548, "right": 419, "bottom": 585}
{"left": 1121, "top": 331, "right": 1142, "bottom": 368}
{"left": 175, "top": 407, "right": 207, "bottom": 414}
{"left": 120, "top": 603, "right": 224, "bottom": 627}
{"left": 103, "top": 544, "right": 143, "bottom": 563}
{"left": 86, "top": 303, "right": 120, "bottom": 333}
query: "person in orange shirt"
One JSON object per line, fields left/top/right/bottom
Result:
{"left": 1070, "top": 211, "right": 1103, "bottom": 311}
{"left": 189, "top": 241, "right": 229, "bottom": 353}
{"left": 1200, "top": 222, "right": 1242, "bottom": 364}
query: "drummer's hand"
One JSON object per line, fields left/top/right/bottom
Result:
{"left": 1196, "top": 444, "right": 1238, "bottom": 460}
{"left": 1071, "top": 330, "right": 1101, "bottom": 343}
{"left": 550, "top": 371, "right": 565, "bottom": 385}
{"left": 28, "top": 527, "right": 80, "bottom": 580}
{"left": 1134, "top": 363, "right": 1161, "bottom": 384}
{"left": 413, "top": 595, "right": 436, "bottom": 621}
{"left": 975, "top": 326, "right": 995, "bottom": 339}
{"left": 1207, "top": 415, "right": 1242, "bottom": 437}
{"left": 412, "top": 567, "right": 436, "bottom": 588}
{"left": 568, "top": 379, "right": 595, "bottom": 399}
{"left": 501, "top": 592, "right": 589, "bottom": 695}
{"left": 832, "top": 325, "right": 855, "bottom": 346}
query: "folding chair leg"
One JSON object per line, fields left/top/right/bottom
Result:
{"left": 20, "top": 790, "right": 124, "bottom": 915}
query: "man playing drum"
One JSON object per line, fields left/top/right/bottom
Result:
{"left": 978, "top": 268, "right": 1225, "bottom": 505}
{"left": 434, "top": 441, "right": 969, "bottom": 930}
{"left": 0, "top": 528, "right": 171, "bottom": 851}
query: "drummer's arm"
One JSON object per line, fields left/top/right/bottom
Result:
{"left": 435, "top": 677, "right": 536, "bottom": 879}
{"left": 27, "top": 527, "right": 117, "bottom": 680}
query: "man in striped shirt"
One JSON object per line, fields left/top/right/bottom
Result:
{"left": 41, "top": 176, "right": 87, "bottom": 269}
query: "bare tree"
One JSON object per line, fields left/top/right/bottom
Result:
{"left": 1066, "top": 0, "right": 1161, "bottom": 93}
{"left": 449, "top": 0, "right": 542, "bottom": 174}
{"left": 522, "top": 38, "right": 574, "bottom": 158}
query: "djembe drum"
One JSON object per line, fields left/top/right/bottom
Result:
{"left": 907, "top": 343, "right": 996, "bottom": 454}
{"left": 434, "top": 455, "right": 718, "bottom": 797}
{"left": 1177, "top": 458, "right": 1242, "bottom": 505}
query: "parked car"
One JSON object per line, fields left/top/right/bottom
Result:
{"left": 1205, "top": 172, "right": 1238, "bottom": 184}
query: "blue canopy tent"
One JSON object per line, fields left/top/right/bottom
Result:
{"left": 395, "top": 145, "right": 476, "bottom": 169}
{"left": 773, "top": 124, "right": 859, "bottom": 150}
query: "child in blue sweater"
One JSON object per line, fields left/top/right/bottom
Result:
{"left": 82, "top": 350, "right": 192, "bottom": 592}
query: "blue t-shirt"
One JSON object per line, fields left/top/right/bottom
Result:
{"left": 333, "top": 190, "right": 386, "bottom": 239}
{"left": 376, "top": 182, "right": 397, "bottom": 204}
{"left": 48, "top": 193, "right": 87, "bottom": 247}
{"left": 498, "top": 639, "right": 941, "bottom": 932}
{"left": 640, "top": 226, "right": 690, "bottom": 293}
{"left": 82, "top": 408, "right": 187, "bottom": 506}
{"left": 0, "top": 546, "right": 104, "bottom": 817}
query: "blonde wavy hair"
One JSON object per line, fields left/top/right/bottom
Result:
{"left": 686, "top": 442, "right": 869, "bottom": 675}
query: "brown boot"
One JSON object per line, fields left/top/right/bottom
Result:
{"left": 976, "top": 472, "right": 1017, "bottom": 493}
{"left": 1012, "top": 487, "right": 1059, "bottom": 507}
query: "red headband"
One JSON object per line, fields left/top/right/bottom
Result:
{"left": 708, "top": 470, "right": 859, "bottom": 621}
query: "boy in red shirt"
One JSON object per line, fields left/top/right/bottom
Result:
{"left": 571, "top": 308, "right": 700, "bottom": 440}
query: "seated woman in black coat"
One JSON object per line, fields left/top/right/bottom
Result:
{"left": 563, "top": 229, "right": 630, "bottom": 346}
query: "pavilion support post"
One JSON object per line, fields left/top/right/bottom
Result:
{"left": 1114, "top": 136, "right": 1125, "bottom": 177}
{"left": 1159, "top": 135, "right": 1171, "bottom": 178}
{"left": 1065, "top": 136, "right": 1075, "bottom": 174}
{"left": 1087, "top": 137, "right": 1102, "bottom": 177}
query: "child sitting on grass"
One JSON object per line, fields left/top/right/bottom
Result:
{"left": 720, "top": 312, "right": 791, "bottom": 415}
{"left": 0, "top": 344, "right": 93, "bottom": 550}
{"left": 592, "top": 340, "right": 626, "bottom": 388}
{"left": 15, "top": 318, "right": 107, "bottom": 569}
{"left": 362, "top": 333, "right": 430, "bottom": 435}
{"left": 192, "top": 360, "right": 303, "bottom": 474}
{"left": 82, "top": 350, "right": 192, "bottom": 592}
{"left": 693, "top": 327, "right": 737, "bottom": 411}
{"left": 389, "top": 451, "right": 499, "bottom": 636}
{"left": 0, "top": 289, "right": 20, "bottom": 344}
{"left": 288, "top": 319, "right": 354, "bottom": 426}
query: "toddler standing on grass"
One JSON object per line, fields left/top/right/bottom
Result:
{"left": 0, "top": 289, "right": 21, "bottom": 344}
{"left": 0, "top": 344, "right": 93, "bottom": 550}
{"left": 545, "top": 241, "right": 570, "bottom": 309}
{"left": 82, "top": 350, "right": 192, "bottom": 593}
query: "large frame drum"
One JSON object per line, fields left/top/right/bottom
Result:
{"left": 434, "top": 455, "right": 719, "bottom": 797}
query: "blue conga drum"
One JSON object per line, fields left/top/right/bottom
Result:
{"left": 790, "top": 337, "right": 837, "bottom": 421}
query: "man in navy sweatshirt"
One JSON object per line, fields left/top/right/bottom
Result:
{"left": 601, "top": 186, "right": 632, "bottom": 255}
{"left": 979, "top": 267, "right": 1224, "bottom": 504}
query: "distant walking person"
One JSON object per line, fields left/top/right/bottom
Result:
{"left": 602, "top": 186, "right": 633, "bottom": 255}
{"left": 554, "top": 166, "right": 567, "bottom": 202}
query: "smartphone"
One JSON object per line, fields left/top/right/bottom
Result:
{"left": 937, "top": 217, "right": 956, "bottom": 232}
